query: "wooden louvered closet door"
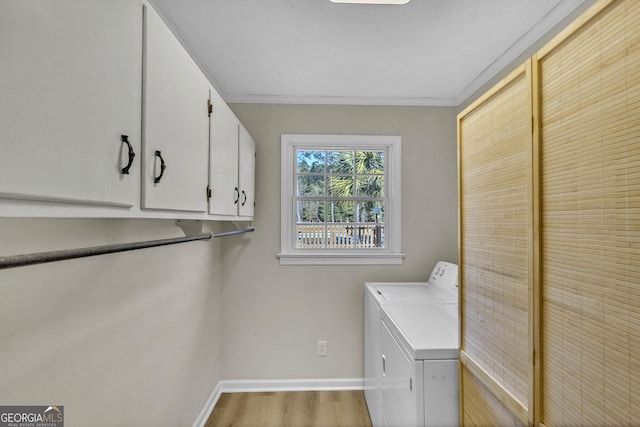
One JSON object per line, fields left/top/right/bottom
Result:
{"left": 536, "top": 0, "right": 640, "bottom": 424}
{"left": 458, "top": 62, "right": 533, "bottom": 427}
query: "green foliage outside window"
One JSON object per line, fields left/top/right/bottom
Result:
{"left": 296, "top": 150, "right": 385, "bottom": 224}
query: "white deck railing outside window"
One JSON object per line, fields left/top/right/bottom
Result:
{"left": 296, "top": 224, "right": 384, "bottom": 249}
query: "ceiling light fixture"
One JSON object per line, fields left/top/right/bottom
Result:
{"left": 330, "top": 0, "right": 411, "bottom": 4}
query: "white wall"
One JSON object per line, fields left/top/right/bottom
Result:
{"left": 0, "top": 104, "right": 459, "bottom": 424}
{"left": 222, "top": 104, "right": 458, "bottom": 381}
{"left": 0, "top": 218, "right": 224, "bottom": 427}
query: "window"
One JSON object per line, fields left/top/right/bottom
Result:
{"left": 279, "top": 134, "right": 403, "bottom": 265}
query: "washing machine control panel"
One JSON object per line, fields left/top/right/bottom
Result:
{"left": 428, "top": 261, "right": 459, "bottom": 294}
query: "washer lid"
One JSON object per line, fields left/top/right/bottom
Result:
{"left": 366, "top": 282, "right": 446, "bottom": 305}
{"left": 382, "top": 304, "right": 459, "bottom": 360}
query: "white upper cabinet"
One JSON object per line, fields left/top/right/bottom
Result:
{"left": 141, "top": 4, "right": 210, "bottom": 213}
{"left": 208, "top": 100, "right": 255, "bottom": 219}
{"left": 0, "top": 0, "right": 142, "bottom": 208}
{"left": 208, "top": 91, "right": 240, "bottom": 216}
{"left": 0, "top": 1, "right": 254, "bottom": 220}
{"left": 238, "top": 124, "right": 255, "bottom": 218}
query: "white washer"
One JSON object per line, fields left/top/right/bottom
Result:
{"left": 367, "top": 261, "right": 458, "bottom": 304}
{"left": 364, "top": 261, "right": 459, "bottom": 427}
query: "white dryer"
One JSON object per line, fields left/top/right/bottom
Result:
{"left": 364, "top": 261, "right": 459, "bottom": 427}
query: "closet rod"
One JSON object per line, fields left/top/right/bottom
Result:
{"left": 213, "top": 227, "right": 255, "bottom": 238}
{"left": 0, "top": 227, "right": 254, "bottom": 270}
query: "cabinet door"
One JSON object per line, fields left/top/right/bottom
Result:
{"left": 208, "top": 93, "right": 240, "bottom": 216}
{"left": 238, "top": 124, "right": 255, "bottom": 218}
{"left": 0, "top": 0, "right": 141, "bottom": 208}
{"left": 142, "top": 5, "right": 209, "bottom": 212}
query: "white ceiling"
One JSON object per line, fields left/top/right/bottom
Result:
{"left": 150, "top": 0, "right": 594, "bottom": 106}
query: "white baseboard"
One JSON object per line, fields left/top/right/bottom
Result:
{"left": 192, "top": 378, "right": 364, "bottom": 427}
{"left": 220, "top": 377, "right": 364, "bottom": 393}
{"left": 192, "top": 382, "right": 223, "bottom": 427}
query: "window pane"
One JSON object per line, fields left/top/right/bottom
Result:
{"left": 356, "top": 151, "right": 385, "bottom": 174}
{"left": 357, "top": 201, "right": 385, "bottom": 224}
{"left": 297, "top": 150, "right": 325, "bottom": 173}
{"left": 296, "top": 223, "right": 326, "bottom": 249}
{"left": 297, "top": 175, "right": 324, "bottom": 197}
{"left": 327, "top": 200, "right": 354, "bottom": 223}
{"left": 327, "top": 175, "right": 354, "bottom": 197}
{"left": 297, "top": 200, "right": 325, "bottom": 222}
{"left": 327, "top": 151, "right": 354, "bottom": 174}
{"left": 352, "top": 223, "right": 384, "bottom": 248}
{"left": 328, "top": 223, "right": 353, "bottom": 248}
{"left": 356, "top": 176, "right": 385, "bottom": 197}
{"left": 357, "top": 201, "right": 385, "bottom": 223}
{"left": 356, "top": 201, "right": 384, "bottom": 248}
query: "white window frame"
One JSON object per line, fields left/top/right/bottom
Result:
{"left": 278, "top": 134, "right": 404, "bottom": 265}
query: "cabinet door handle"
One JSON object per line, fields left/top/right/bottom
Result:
{"left": 241, "top": 190, "right": 247, "bottom": 206}
{"left": 234, "top": 187, "right": 240, "bottom": 204}
{"left": 120, "top": 135, "right": 135, "bottom": 175}
{"left": 154, "top": 150, "right": 166, "bottom": 183}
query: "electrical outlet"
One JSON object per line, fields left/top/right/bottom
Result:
{"left": 317, "top": 340, "right": 327, "bottom": 357}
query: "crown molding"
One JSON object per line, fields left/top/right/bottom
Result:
{"left": 225, "top": 93, "right": 457, "bottom": 107}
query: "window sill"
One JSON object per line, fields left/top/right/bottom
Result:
{"left": 277, "top": 252, "right": 405, "bottom": 266}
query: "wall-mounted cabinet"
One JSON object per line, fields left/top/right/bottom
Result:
{"left": 208, "top": 100, "right": 256, "bottom": 219}
{"left": 238, "top": 124, "right": 256, "bottom": 218}
{"left": 0, "top": 0, "right": 255, "bottom": 221}
{"left": 0, "top": 0, "right": 142, "bottom": 209}
{"left": 208, "top": 92, "right": 240, "bottom": 217}
{"left": 142, "top": 4, "right": 210, "bottom": 214}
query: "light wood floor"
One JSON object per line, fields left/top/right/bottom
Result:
{"left": 204, "top": 390, "right": 373, "bottom": 427}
